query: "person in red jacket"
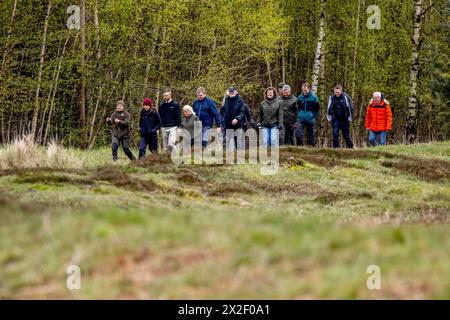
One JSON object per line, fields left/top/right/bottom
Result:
{"left": 365, "top": 92, "right": 392, "bottom": 146}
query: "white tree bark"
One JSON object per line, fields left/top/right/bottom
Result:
{"left": 31, "top": 0, "right": 52, "bottom": 139}
{"left": 406, "top": 0, "right": 423, "bottom": 143}
{"left": 311, "top": 0, "right": 326, "bottom": 95}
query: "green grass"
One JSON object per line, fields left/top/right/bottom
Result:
{"left": 0, "top": 142, "right": 449, "bottom": 299}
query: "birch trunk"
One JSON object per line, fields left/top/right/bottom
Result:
{"left": 79, "top": 0, "right": 87, "bottom": 130}
{"left": 406, "top": 0, "right": 423, "bottom": 144}
{"left": 31, "top": 0, "right": 52, "bottom": 139}
{"left": 311, "top": 0, "right": 326, "bottom": 95}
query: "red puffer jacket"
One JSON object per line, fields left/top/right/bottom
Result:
{"left": 365, "top": 100, "right": 392, "bottom": 132}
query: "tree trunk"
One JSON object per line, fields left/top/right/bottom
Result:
{"left": 406, "top": 0, "right": 423, "bottom": 144}
{"left": 351, "top": 0, "right": 361, "bottom": 99}
{"left": 1, "top": 0, "right": 18, "bottom": 70}
{"left": 311, "top": 0, "right": 326, "bottom": 94}
{"left": 93, "top": 0, "right": 101, "bottom": 62}
{"left": 43, "top": 34, "right": 70, "bottom": 144}
{"left": 31, "top": 0, "right": 52, "bottom": 140}
{"left": 79, "top": 0, "right": 87, "bottom": 134}
{"left": 88, "top": 69, "right": 122, "bottom": 149}
{"left": 265, "top": 51, "right": 273, "bottom": 87}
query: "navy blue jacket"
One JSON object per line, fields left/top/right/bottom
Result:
{"left": 139, "top": 109, "right": 161, "bottom": 136}
{"left": 193, "top": 96, "right": 222, "bottom": 128}
{"left": 221, "top": 96, "right": 246, "bottom": 129}
{"left": 159, "top": 100, "right": 181, "bottom": 128}
{"left": 327, "top": 92, "right": 355, "bottom": 122}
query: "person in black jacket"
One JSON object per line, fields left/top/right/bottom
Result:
{"left": 221, "top": 87, "right": 246, "bottom": 150}
{"left": 159, "top": 89, "right": 181, "bottom": 153}
{"left": 138, "top": 98, "right": 161, "bottom": 159}
{"left": 326, "top": 84, "right": 355, "bottom": 148}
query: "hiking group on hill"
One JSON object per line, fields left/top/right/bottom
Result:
{"left": 107, "top": 83, "right": 393, "bottom": 161}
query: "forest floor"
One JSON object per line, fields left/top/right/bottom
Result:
{"left": 0, "top": 142, "right": 449, "bottom": 299}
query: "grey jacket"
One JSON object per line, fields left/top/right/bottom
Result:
{"left": 280, "top": 95, "right": 298, "bottom": 125}
{"left": 259, "top": 98, "right": 283, "bottom": 128}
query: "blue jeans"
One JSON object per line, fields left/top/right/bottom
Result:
{"left": 262, "top": 127, "right": 279, "bottom": 147}
{"left": 332, "top": 119, "right": 354, "bottom": 148}
{"left": 369, "top": 130, "right": 387, "bottom": 146}
{"left": 201, "top": 126, "right": 211, "bottom": 148}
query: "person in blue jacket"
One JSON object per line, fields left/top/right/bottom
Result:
{"left": 193, "top": 87, "right": 222, "bottom": 148}
{"left": 138, "top": 98, "right": 161, "bottom": 159}
{"left": 295, "top": 82, "right": 320, "bottom": 147}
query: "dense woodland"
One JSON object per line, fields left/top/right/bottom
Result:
{"left": 0, "top": 0, "right": 448, "bottom": 148}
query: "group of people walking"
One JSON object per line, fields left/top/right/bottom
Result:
{"left": 107, "top": 83, "right": 393, "bottom": 161}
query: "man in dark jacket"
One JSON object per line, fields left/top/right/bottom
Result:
{"left": 280, "top": 84, "right": 298, "bottom": 145}
{"left": 326, "top": 84, "right": 354, "bottom": 148}
{"left": 138, "top": 98, "right": 161, "bottom": 159}
{"left": 193, "top": 87, "right": 222, "bottom": 148}
{"left": 159, "top": 89, "right": 181, "bottom": 153}
{"left": 296, "top": 82, "right": 320, "bottom": 146}
{"left": 106, "top": 100, "right": 136, "bottom": 161}
{"left": 221, "top": 87, "right": 246, "bottom": 149}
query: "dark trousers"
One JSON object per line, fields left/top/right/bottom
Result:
{"left": 283, "top": 123, "right": 295, "bottom": 145}
{"left": 295, "top": 120, "right": 315, "bottom": 146}
{"left": 139, "top": 133, "right": 158, "bottom": 159}
{"left": 112, "top": 136, "right": 136, "bottom": 161}
{"left": 332, "top": 119, "right": 354, "bottom": 148}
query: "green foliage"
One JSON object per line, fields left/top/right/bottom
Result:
{"left": 0, "top": 0, "right": 448, "bottom": 147}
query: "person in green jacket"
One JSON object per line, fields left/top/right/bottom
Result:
{"left": 295, "top": 82, "right": 320, "bottom": 147}
{"left": 259, "top": 87, "right": 283, "bottom": 147}
{"left": 106, "top": 100, "right": 136, "bottom": 161}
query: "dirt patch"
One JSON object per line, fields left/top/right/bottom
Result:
{"left": 282, "top": 147, "right": 396, "bottom": 161}
{"left": 133, "top": 153, "right": 175, "bottom": 173}
{"left": 13, "top": 172, "right": 94, "bottom": 186}
{"left": 176, "top": 168, "right": 207, "bottom": 185}
{"left": 381, "top": 158, "right": 450, "bottom": 181}
{"left": 280, "top": 148, "right": 349, "bottom": 167}
{"left": 208, "top": 182, "right": 256, "bottom": 197}
{"left": 92, "top": 167, "right": 158, "bottom": 192}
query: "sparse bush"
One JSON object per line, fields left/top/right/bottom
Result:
{"left": 0, "top": 136, "right": 85, "bottom": 170}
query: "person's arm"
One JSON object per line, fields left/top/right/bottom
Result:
{"left": 277, "top": 101, "right": 283, "bottom": 129}
{"left": 210, "top": 100, "right": 222, "bottom": 127}
{"left": 236, "top": 101, "right": 245, "bottom": 123}
{"left": 313, "top": 96, "right": 320, "bottom": 117}
{"left": 365, "top": 105, "right": 371, "bottom": 129}
{"left": 347, "top": 94, "right": 355, "bottom": 121}
{"left": 293, "top": 100, "right": 299, "bottom": 114}
{"left": 175, "top": 103, "right": 182, "bottom": 128}
{"left": 386, "top": 104, "right": 393, "bottom": 131}
{"left": 258, "top": 102, "right": 265, "bottom": 126}
{"left": 107, "top": 113, "right": 114, "bottom": 125}
{"left": 326, "top": 97, "right": 333, "bottom": 121}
